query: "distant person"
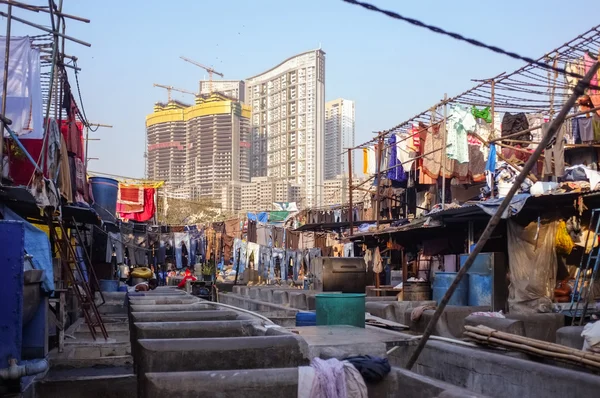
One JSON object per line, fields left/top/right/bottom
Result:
{"left": 177, "top": 267, "right": 197, "bottom": 289}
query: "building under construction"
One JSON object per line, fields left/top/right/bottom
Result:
{"left": 145, "top": 93, "right": 251, "bottom": 209}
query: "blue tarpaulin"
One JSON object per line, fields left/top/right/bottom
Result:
{"left": 0, "top": 205, "right": 54, "bottom": 293}
{"left": 475, "top": 193, "right": 530, "bottom": 219}
{"left": 247, "top": 212, "right": 268, "bottom": 223}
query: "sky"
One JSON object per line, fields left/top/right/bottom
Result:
{"left": 5, "top": 0, "right": 600, "bottom": 179}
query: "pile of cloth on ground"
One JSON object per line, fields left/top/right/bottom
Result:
{"left": 298, "top": 355, "right": 390, "bottom": 398}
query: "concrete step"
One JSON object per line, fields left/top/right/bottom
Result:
{"left": 74, "top": 330, "right": 129, "bottom": 343}
{"left": 37, "top": 366, "right": 135, "bottom": 398}
{"left": 49, "top": 355, "right": 134, "bottom": 370}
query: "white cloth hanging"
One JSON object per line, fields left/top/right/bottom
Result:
{"left": 0, "top": 36, "right": 43, "bottom": 139}
{"left": 373, "top": 246, "right": 383, "bottom": 274}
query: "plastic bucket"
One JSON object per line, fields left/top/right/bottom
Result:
{"left": 296, "top": 311, "right": 317, "bottom": 327}
{"left": 89, "top": 176, "right": 119, "bottom": 216}
{"left": 316, "top": 293, "right": 366, "bottom": 328}
{"left": 468, "top": 273, "right": 492, "bottom": 307}
{"left": 497, "top": 182, "right": 512, "bottom": 198}
{"left": 118, "top": 285, "right": 128, "bottom": 292}
{"left": 99, "top": 279, "right": 119, "bottom": 292}
{"left": 432, "top": 272, "right": 469, "bottom": 306}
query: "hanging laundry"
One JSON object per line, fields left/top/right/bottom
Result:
{"left": 117, "top": 184, "right": 145, "bottom": 213}
{"left": 447, "top": 104, "right": 476, "bottom": 163}
{"left": 501, "top": 113, "right": 531, "bottom": 142}
{"left": 396, "top": 133, "right": 414, "bottom": 171}
{"left": 584, "top": 51, "right": 599, "bottom": 94}
{"left": 566, "top": 58, "right": 585, "bottom": 93}
{"left": 471, "top": 106, "right": 493, "bottom": 124}
{"left": 246, "top": 242, "right": 260, "bottom": 271}
{"left": 373, "top": 246, "right": 383, "bottom": 274}
{"left": 422, "top": 123, "right": 443, "bottom": 179}
{"left": 344, "top": 242, "right": 354, "bottom": 258}
{"left": 118, "top": 188, "right": 156, "bottom": 222}
{"left": 542, "top": 122, "right": 566, "bottom": 178}
{"left": 0, "top": 36, "right": 43, "bottom": 139}
{"left": 387, "top": 134, "right": 406, "bottom": 183}
{"left": 362, "top": 146, "right": 376, "bottom": 175}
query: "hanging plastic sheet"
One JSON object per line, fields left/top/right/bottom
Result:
{"left": 507, "top": 219, "right": 557, "bottom": 314}
{"left": 173, "top": 232, "right": 190, "bottom": 269}
{"left": 247, "top": 212, "right": 268, "bottom": 223}
{"left": 0, "top": 206, "right": 54, "bottom": 292}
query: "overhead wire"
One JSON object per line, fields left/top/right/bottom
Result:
{"left": 341, "top": 0, "right": 593, "bottom": 80}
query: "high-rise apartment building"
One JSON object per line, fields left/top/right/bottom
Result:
{"left": 145, "top": 93, "right": 251, "bottom": 212}
{"left": 325, "top": 99, "right": 355, "bottom": 180}
{"left": 245, "top": 49, "right": 326, "bottom": 208}
{"left": 146, "top": 100, "right": 190, "bottom": 188}
{"left": 240, "top": 177, "right": 302, "bottom": 212}
{"left": 323, "top": 174, "right": 363, "bottom": 206}
{"left": 199, "top": 80, "right": 245, "bottom": 103}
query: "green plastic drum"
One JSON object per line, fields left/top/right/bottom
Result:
{"left": 315, "top": 293, "right": 366, "bottom": 328}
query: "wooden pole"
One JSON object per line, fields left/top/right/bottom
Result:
{"left": 441, "top": 94, "right": 448, "bottom": 209}
{"left": 375, "top": 135, "right": 384, "bottom": 229}
{"left": 490, "top": 80, "right": 496, "bottom": 198}
{"left": 348, "top": 148, "right": 354, "bottom": 236}
{"left": 405, "top": 61, "right": 600, "bottom": 371}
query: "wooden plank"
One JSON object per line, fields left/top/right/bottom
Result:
{"left": 365, "top": 313, "right": 409, "bottom": 329}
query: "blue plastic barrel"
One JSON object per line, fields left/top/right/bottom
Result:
{"left": 432, "top": 272, "right": 469, "bottom": 306}
{"left": 99, "top": 279, "right": 119, "bottom": 292}
{"left": 89, "top": 177, "right": 119, "bottom": 216}
{"left": 468, "top": 273, "right": 492, "bottom": 307}
{"left": 296, "top": 311, "right": 317, "bottom": 327}
{"left": 316, "top": 293, "right": 366, "bottom": 328}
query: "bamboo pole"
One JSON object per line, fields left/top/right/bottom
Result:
{"left": 0, "top": 4, "right": 11, "bottom": 179}
{"left": 0, "top": 12, "right": 91, "bottom": 47}
{"left": 405, "top": 61, "right": 600, "bottom": 371}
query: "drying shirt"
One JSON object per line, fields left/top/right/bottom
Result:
{"left": 396, "top": 133, "right": 414, "bottom": 171}
{"left": 446, "top": 104, "right": 476, "bottom": 163}
{"left": 501, "top": 113, "right": 530, "bottom": 142}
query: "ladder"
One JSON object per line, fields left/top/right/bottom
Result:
{"left": 569, "top": 208, "right": 600, "bottom": 325}
{"left": 49, "top": 219, "right": 109, "bottom": 340}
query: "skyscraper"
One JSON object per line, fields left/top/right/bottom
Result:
{"left": 325, "top": 98, "right": 355, "bottom": 180}
{"left": 146, "top": 100, "right": 190, "bottom": 189}
{"left": 245, "top": 49, "right": 326, "bottom": 208}
{"left": 145, "top": 93, "right": 251, "bottom": 211}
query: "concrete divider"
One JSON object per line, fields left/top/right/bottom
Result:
{"left": 259, "top": 288, "right": 273, "bottom": 302}
{"left": 129, "top": 303, "right": 212, "bottom": 313}
{"left": 506, "top": 313, "right": 565, "bottom": 343}
{"left": 144, "top": 368, "right": 298, "bottom": 398}
{"left": 134, "top": 320, "right": 256, "bottom": 340}
{"left": 288, "top": 292, "right": 307, "bottom": 310}
{"left": 142, "top": 366, "right": 487, "bottom": 398}
{"left": 129, "top": 296, "right": 202, "bottom": 305}
{"left": 556, "top": 326, "right": 585, "bottom": 349}
{"left": 137, "top": 335, "right": 309, "bottom": 397}
{"left": 272, "top": 290, "right": 289, "bottom": 305}
{"left": 131, "top": 310, "right": 239, "bottom": 323}
{"left": 389, "top": 338, "right": 600, "bottom": 398}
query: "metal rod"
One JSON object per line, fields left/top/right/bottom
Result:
{"left": 348, "top": 148, "right": 354, "bottom": 236}
{"left": 0, "top": 0, "right": 90, "bottom": 22}
{"left": 405, "top": 61, "right": 600, "bottom": 371}
{"left": 0, "top": 4, "right": 12, "bottom": 180}
{"left": 0, "top": 12, "right": 91, "bottom": 47}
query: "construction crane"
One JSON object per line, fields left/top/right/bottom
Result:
{"left": 179, "top": 56, "right": 224, "bottom": 94}
{"left": 153, "top": 83, "right": 196, "bottom": 102}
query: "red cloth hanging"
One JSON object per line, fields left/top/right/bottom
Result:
{"left": 118, "top": 188, "right": 155, "bottom": 222}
